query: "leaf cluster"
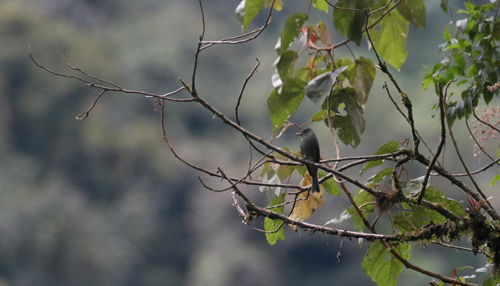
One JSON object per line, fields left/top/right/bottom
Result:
{"left": 236, "top": 0, "right": 425, "bottom": 147}
{"left": 424, "top": 0, "right": 500, "bottom": 121}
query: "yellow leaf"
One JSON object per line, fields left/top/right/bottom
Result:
{"left": 289, "top": 172, "right": 323, "bottom": 230}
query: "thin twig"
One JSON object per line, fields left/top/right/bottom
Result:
{"left": 465, "top": 118, "right": 498, "bottom": 163}
{"left": 235, "top": 59, "right": 268, "bottom": 176}
{"left": 62, "top": 48, "right": 121, "bottom": 89}
{"left": 191, "top": 0, "right": 207, "bottom": 94}
{"left": 200, "top": 0, "right": 275, "bottom": 50}
{"left": 417, "top": 82, "right": 448, "bottom": 203}
{"left": 29, "top": 46, "right": 188, "bottom": 101}
{"left": 76, "top": 90, "right": 106, "bottom": 120}
{"left": 450, "top": 157, "right": 500, "bottom": 177}
{"left": 472, "top": 93, "right": 500, "bottom": 134}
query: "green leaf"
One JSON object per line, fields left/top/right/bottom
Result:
{"left": 362, "top": 159, "right": 383, "bottom": 173}
{"left": 279, "top": 13, "right": 308, "bottom": 54}
{"left": 491, "top": 174, "right": 500, "bottom": 187}
{"left": 493, "top": 22, "right": 500, "bottom": 41}
{"left": 294, "top": 67, "right": 311, "bottom": 82}
{"left": 467, "top": 64, "right": 478, "bottom": 78}
{"left": 422, "top": 65, "right": 435, "bottom": 90}
{"left": 397, "top": 186, "right": 466, "bottom": 228}
{"left": 394, "top": 210, "right": 421, "bottom": 233}
{"left": 367, "top": 167, "right": 393, "bottom": 185}
{"left": 483, "top": 274, "right": 500, "bottom": 286}
{"left": 268, "top": 78, "right": 307, "bottom": 134}
{"left": 443, "top": 25, "right": 451, "bottom": 41}
{"left": 264, "top": 193, "right": 286, "bottom": 245}
{"left": 395, "top": 201, "right": 431, "bottom": 232}
{"left": 465, "top": 18, "right": 476, "bottom": 34}
{"left": 458, "top": 38, "right": 471, "bottom": 52}
{"left": 347, "top": 189, "right": 374, "bottom": 232}
{"left": 320, "top": 174, "right": 341, "bottom": 196}
{"left": 304, "top": 66, "right": 348, "bottom": 106}
{"left": 311, "top": 109, "right": 329, "bottom": 122}
{"left": 312, "top": 0, "right": 329, "bottom": 12}
{"left": 243, "top": 0, "right": 265, "bottom": 31}
{"left": 400, "top": 177, "right": 424, "bottom": 195}
{"left": 362, "top": 241, "right": 411, "bottom": 286}
{"left": 422, "top": 187, "right": 466, "bottom": 217}
{"left": 325, "top": 87, "right": 365, "bottom": 147}
{"left": 334, "top": 58, "right": 353, "bottom": 83}
{"left": 453, "top": 53, "right": 466, "bottom": 71}
{"left": 369, "top": 10, "right": 409, "bottom": 70}
{"left": 345, "top": 57, "right": 376, "bottom": 106}
{"left": 277, "top": 50, "right": 299, "bottom": 81}
{"left": 361, "top": 141, "right": 398, "bottom": 172}
{"left": 274, "top": 147, "right": 297, "bottom": 180}
{"left": 396, "top": 0, "right": 426, "bottom": 29}
{"left": 333, "top": 0, "right": 366, "bottom": 46}
{"left": 375, "top": 141, "right": 399, "bottom": 154}
{"left": 264, "top": 0, "right": 282, "bottom": 11}
{"left": 440, "top": 0, "right": 448, "bottom": 13}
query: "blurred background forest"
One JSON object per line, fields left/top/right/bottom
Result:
{"left": 1, "top": 0, "right": 498, "bottom": 285}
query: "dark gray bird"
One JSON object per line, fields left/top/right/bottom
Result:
{"left": 295, "top": 128, "right": 320, "bottom": 193}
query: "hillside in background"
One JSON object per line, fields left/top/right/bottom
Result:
{"left": 0, "top": 1, "right": 491, "bottom": 285}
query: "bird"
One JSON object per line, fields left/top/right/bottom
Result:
{"left": 295, "top": 128, "right": 320, "bottom": 193}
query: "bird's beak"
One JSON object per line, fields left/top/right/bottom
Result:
{"left": 295, "top": 131, "right": 303, "bottom": 136}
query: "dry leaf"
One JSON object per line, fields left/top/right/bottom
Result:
{"left": 289, "top": 172, "right": 323, "bottom": 230}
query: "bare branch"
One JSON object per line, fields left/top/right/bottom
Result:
{"left": 417, "top": 81, "right": 449, "bottom": 203}
{"left": 76, "top": 90, "right": 106, "bottom": 120}
{"left": 450, "top": 157, "right": 500, "bottom": 177}
{"left": 200, "top": 0, "right": 275, "bottom": 50}
{"left": 30, "top": 46, "right": 189, "bottom": 102}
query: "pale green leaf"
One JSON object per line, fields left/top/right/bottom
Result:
{"left": 264, "top": 193, "right": 286, "bottom": 245}
{"left": 467, "top": 64, "right": 478, "bottom": 78}
{"left": 264, "top": 0, "right": 282, "bottom": 10}
{"left": 304, "top": 66, "right": 348, "bottom": 106}
{"left": 443, "top": 25, "right": 451, "bottom": 41}
{"left": 361, "top": 141, "right": 398, "bottom": 173}
{"left": 279, "top": 13, "right": 308, "bottom": 54}
{"left": 312, "top": 0, "right": 329, "bottom": 12}
{"left": 320, "top": 173, "right": 341, "bottom": 196}
{"left": 311, "top": 109, "right": 330, "bottom": 122}
{"left": 422, "top": 187, "right": 466, "bottom": 217}
{"left": 369, "top": 10, "right": 409, "bottom": 70}
{"left": 367, "top": 167, "right": 393, "bottom": 184}
{"left": 268, "top": 79, "right": 306, "bottom": 134}
{"left": 374, "top": 141, "right": 399, "bottom": 155}
{"left": 243, "top": 0, "right": 265, "bottom": 31}
{"left": 490, "top": 174, "right": 500, "bottom": 187}
{"left": 362, "top": 241, "right": 411, "bottom": 286}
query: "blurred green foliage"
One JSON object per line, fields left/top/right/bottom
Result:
{"left": 424, "top": 0, "right": 500, "bottom": 122}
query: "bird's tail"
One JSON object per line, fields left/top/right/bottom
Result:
{"left": 311, "top": 175, "right": 320, "bottom": 193}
